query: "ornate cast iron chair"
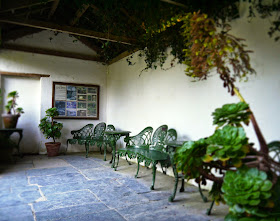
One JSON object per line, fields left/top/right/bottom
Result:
{"left": 89, "top": 122, "right": 106, "bottom": 155}
{"left": 66, "top": 124, "right": 94, "bottom": 157}
{"left": 103, "top": 124, "right": 115, "bottom": 161}
{"left": 115, "top": 126, "right": 153, "bottom": 170}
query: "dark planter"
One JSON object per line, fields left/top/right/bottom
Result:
{"left": 2, "top": 114, "right": 20, "bottom": 128}
{"left": 45, "top": 142, "right": 61, "bottom": 157}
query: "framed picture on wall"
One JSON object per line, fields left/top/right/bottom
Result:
{"left": 52, "top": 82, "right": 100, "bottom": 119}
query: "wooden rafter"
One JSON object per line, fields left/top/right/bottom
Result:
{"left": 120, "top": 8, "right": 145, "bottom": 30}
{"left": 0, "top": 71, "right": 50, "bottom": 78}
{"left": 0, "top": 18, "right": 135, "bottom": 45}
{"left": 160, "top": 0, "right": 188, "bottom": 9}
{"left": 48, "top": 0, "right": 60, "bottom": 20}
{"left": 2, "top": 44, "right": 104, "bottom": 62}
{"left": 0, "top": 0, "right": 55, "bottom": 14}
{"left": 70, "top": 4, "right": 89, "bottom": 26}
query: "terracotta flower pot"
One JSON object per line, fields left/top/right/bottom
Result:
{"left": 45, "top": 142, "right": 61, "bottom": 157}
{"left": 2, "top": 114, "right": 20, "bottom": 128}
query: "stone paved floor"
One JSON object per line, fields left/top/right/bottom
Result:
{"left": 0, "top": 152, "right": 228, "bottom": 221}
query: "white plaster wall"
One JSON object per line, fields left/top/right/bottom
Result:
{"left": 107, "top": 9, "right": 280, "bottom": 187}
{"left": 0, "top": 31, "right": 107, "bottom": 154}
{"left": 1, "top": 76, "right": 41, "bottom": 153}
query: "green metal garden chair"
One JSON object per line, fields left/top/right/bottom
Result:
{"left": 103, "top": 124, "right": 115, "bottom": 161}
{"left": 115, "top": 126, "right": 153, "bottom": 170}
{"left": 66, "top": 124, "right": 94, "bottom": 157}
{"left": 89, "top": 122, "right": 106, "bottom": 155}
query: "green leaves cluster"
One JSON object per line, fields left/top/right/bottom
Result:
{"left": 222, "top": 167, "right": 274, "bottom": 220}
{"left": 212, "top": 102, "right": 251, "bottom": 127}
{"left": 175, "top": 139, "right": 207, "bottom": 179}
{"left": 39, "top": 107, "right": 63, "bottom": 143}
{"left": 5, "top": 91, "right": 24, "bottom": 115}
{"left": 204, "top": 125, "right": 249, "bottom": 166}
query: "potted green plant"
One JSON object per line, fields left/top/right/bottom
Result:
{"left": 2, "top": 91, "right": 24, "bottom": 128}
{"left": 39, "top": 107, "right": 63, "bottom": 157}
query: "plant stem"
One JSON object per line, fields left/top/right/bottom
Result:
{"left": 233, "top": 87, "right": 268, "bottom": 155}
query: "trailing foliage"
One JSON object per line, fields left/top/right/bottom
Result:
{"left": 39, "top": 107, "right": 63, "bottom": 143}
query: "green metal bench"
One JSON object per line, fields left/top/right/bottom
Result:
{"left": 115, "top": 125, "right": 178, "bottom": 190}
{"left": 66, "top": 122, "right": 106, "bottom": 157}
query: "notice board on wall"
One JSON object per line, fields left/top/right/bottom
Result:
{"left": 52, "top": 82, "right": 100, "bottom": 119}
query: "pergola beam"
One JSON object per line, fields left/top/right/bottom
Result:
{"left": 70, "top": 4, "right": 89, "bottom": 26}
{"left": 48, "top": 0, "right": 60, "bottom": 20}
{"left": 2, "top": 44, "right": 104, "bottom": 62}
{"left": 160, "top": 0, "right": 188, "bottom": 9}
{"left": 0, "top": 18, "right": 135, "bottom": 45}
{"left": 0, "top": 0, "right": 54, "bottom": 14}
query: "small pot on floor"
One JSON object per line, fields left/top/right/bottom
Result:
{"left": 45, "top": 142, "right": 61, "bottom": 157}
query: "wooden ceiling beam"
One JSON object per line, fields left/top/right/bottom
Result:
{"left": 2, "top": 43, "right": 104, "bottom": 62}
{"left": 0, "top": 0, "right": 55, "bottom": 14}
{"left": 0, "top": 18, "right": 135, "bottom": 45}
{"left": 48, "top": 0, "right": 60, "bottom": 20}
{"left": 70, "top": 4, "right": 89, "bottom": 26}
{"left": 0, "top": 71, "right": 50, "bottom": 78}
{"left": 160, "top": 0, "right": 188, "bottom": 9}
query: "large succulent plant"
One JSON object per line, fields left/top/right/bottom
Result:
{"left": 212, "top": 102, "right": 251, "bottom": 127}
{"left": 222, "top": 167, "right": 273, "bottom": 219}
{"left": 203, "top": 125, "right": 249, "bottom": 166}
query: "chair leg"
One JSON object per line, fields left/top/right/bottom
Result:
{"left": 85, "top": 142, "right": 89, "bottom": 158}
{"left": 135, "top": 160, "right": 140, "bottom": 178}
{"left": 168, "top": 172, "right": 179, "bottom": 202}
{"left": 206, "top": 200, "right": 215, "bottom": 215}
{"left": 150, "top": 162, "right": 157, "bottom": 190}
{"left": 199, "top": 182, "right": 208, "bottom": 202}
{"left": 126, "top": 155, "right": 132, "bottom": 165}
{"left": 104, "top": 144, "right": 107, "bottom": 161}
{"left": 179, "top": 178, "right": 185, "bottom": 192}
{"left": 65, "top": 141, "right": 69, "bottom": 155}
{"left": 99, "top": 143, "right": 102, "bottom": 154}
{"left": 114, "top": 154, "right": 120, "bottom": 171}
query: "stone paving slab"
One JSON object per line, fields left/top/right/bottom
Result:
{"left": 33, "top": 190, "right": 99, "bottom": 212}
{"left": 116, "top": 177, "right": 151, "bottom": 194}
{"left": 26, "top": 166, "right": 77, "bottom": 177}
{"left": 91, "top": 185, "right": 150, "bottom": 209}
{"left": 29, "top": 172, "right": 87, "bottom": 186}
{"left": 56, "top": 209, "right": 126, "bottom": 221}
{"left": 81, "top": 167, "right": 124, "bottom": 180}
{"left": 35, "top": 202, "right": 109, "bottom": 221}
{"left": 0, "top": 205, "right": 34, "bottom": 221}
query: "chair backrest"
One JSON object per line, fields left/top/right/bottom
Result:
{"left": 125, "top": 126, "right": 153, "bottom": 147}
{"left": 106, "top": 124, "right": 115, "bottom": 131}
{"left": 71, "top": 124, "right": 94, "bottom": 139}
{"left": 151, "top": 125, "right": 168, "bottom": 147}
{"left": 165, "top": 129, "right": 177, "bottom": 143}
{"left": 93, "top": 122, "right": 106, "bottom": 138}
